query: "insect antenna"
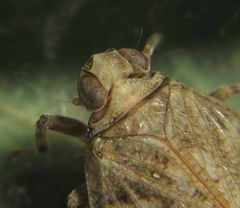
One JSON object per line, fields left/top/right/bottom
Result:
{"left": 135, "top": 27, "right": 144, "bottom": 49}
{"left": 72, "top": 97, "right": 82, "bottom": 105}
{"left": 55, "top": 98, "right": 81, "bottom": 105}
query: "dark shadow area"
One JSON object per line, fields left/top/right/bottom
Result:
{"left": 1, "top": 0, "right": 240, "bottom": 69}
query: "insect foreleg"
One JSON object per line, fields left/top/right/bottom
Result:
{"left": 209, "top": 83, "right": 240, "bottom": 102}
{"left": 142, "top": 33, "right": 162, "bottom": 58}
{"left": 35, "top": 114, "right": 87, "bottom": 153}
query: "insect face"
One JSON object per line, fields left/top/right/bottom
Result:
{"left": 77, "top": 49, "right": 150, "bottom": 112}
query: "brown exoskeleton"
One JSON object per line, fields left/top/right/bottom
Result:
{"left": 36, "top": 34, "right": 240, "bottom": 208}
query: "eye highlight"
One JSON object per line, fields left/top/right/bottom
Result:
{"left": 82, "top": 56, "right": 93, "bottom": 71}
{"left": 78, "top": 71, "right": 107, "bottom": 111}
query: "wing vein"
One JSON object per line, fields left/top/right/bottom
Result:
{"left": 192, "top": 93, "right": 239, "bottom": 204}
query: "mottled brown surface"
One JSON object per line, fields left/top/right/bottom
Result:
{"left": 82, "top": 48, "right": 240, "bottom": 207}
{"left": 34, "top": 36, "right": 239, "bottom": 208}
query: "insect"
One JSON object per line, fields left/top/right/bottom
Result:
{"left": 35, "top": 34, "right": 240, "bottom": 208}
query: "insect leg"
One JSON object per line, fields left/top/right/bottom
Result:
{"left": 209, "top": 83, "right": 240, "bottom": 101}
{"left": 36, "top": 114, "right": 87, "bottom": 153}
{"left": 142, "top": 33, "right": 162, "bottom": 58}
{"left": 67, "top": 184, "right": 90, "bottom": 208}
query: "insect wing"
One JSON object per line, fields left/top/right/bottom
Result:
{"left": 85, "top": 134, "right": 220, "bottom": 208}
{"left": 162, "top": 83, "right": 240, "bottom": 208}
{"left": 85, "top": 81, "right": 240, "bottom": 208}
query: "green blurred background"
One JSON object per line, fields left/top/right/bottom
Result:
{"left": 0, "top": 0, "right": 240, "bottom": 207}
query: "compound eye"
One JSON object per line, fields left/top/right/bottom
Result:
{"left": 118, "top": 48, "right": 149, "bottom": 71}
{"left": 78, "top": 71, "right": 107, "bottom": 111}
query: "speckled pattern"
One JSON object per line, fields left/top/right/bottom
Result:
{"left": 78, "top": 43, "right": 240, "bottom": 208}
{"left": 85, "top": 74, "right": 240, "bottom": 207}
